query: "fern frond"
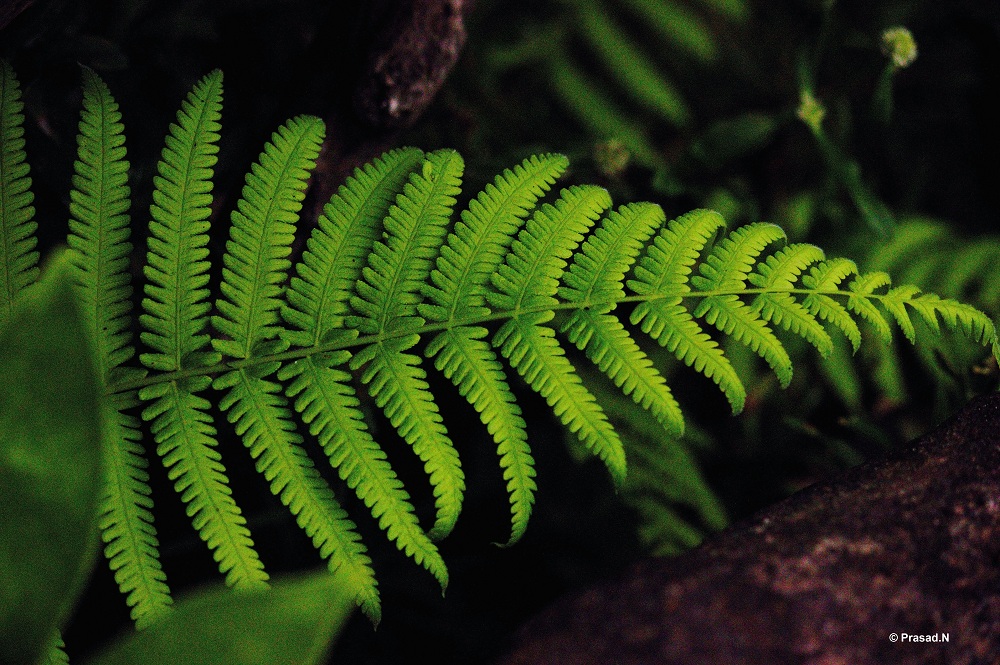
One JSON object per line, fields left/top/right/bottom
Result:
{"left": 215, "top": 366, "right": 386, "bottom": 621}
{"left": 422, "top": 152, "right": 568, "bottom": 322}
{"left": 749, "top": 243, "right": 832, "bottom": 356}
{"left": 139, "top": 70, "right": 268, "bottom": 590}
{"left": 548, "top": 53, "right": 661, "bottom": 169}
{"left": 281, "top": 354, "right": 446, "bottom": 617}
{"left": 616, "top": 0, "right": 719, "bottom": 62}
{"left": 426, "top": 326, "right": 535, "bottom": 545}
{"left": 491, "top": 186, "right": 626, "bottom": 480}
{"left": 347, "top": 149, "right": 466, "bottom": 540}
{"left": 5, "top": 62, "right": 999, "bottom": 640}
{"left": 563, "top": 309, "right": 684, "bottom": 436}
{"left": 67, "top": 68, "right": 135, "bottom": 378}
{"left": 629, "top": 208, "right": 725, "bottom": 300}
{"left": 801, "top": 257, "right": 862, "bottom": 351}
{"left": 416, "top": 154, "right": 568, "bottom": 543}
{"left": 206, "top": 112, "right": 389, "bottom": 613}
{"left": 280, "top": 148, "right": 446, "bottom": 609}
{"left": 352, "top": 337, "right": 464, "bottom": 540}
{"left": 98, "top": 392, "right": 172, "bottom": 628}
{"left": 574, "top": 0, "right": 690, "bottom": 127}
{"left": 561, "top": 202, "right": 665, "bottom": 303}
{"left": 691, "top": 223, "right": 791, "bottom": 385}
{"left": 65, "top": 68, "right": 172, "bottom": 628}
{"left": 42, "top": 632, "right": 69, "bottom": 665}
{"left": 847, "top": 271, "right": 893, "bottom": 342}
{"left": 694, "top": 222, "right": 786, "bottom": 293}
{"left": 213, "top": 114, "right": 324, "bottom": 360}
{"left": 630, "top": 209, "right": 745, "bottom": 412}
{"left": 560, "top": 202, "right": 683, "bottom": 435}
{"left": 418, "top": 153, "right": 566, "bottom": 543}
{"left": 350, "top": 149, "right": 464, "bottom": 334}
{"left": 140, "top": 69, "right": 223, "bottom": 373}
{"left": 282, "top": 147, "right": 424, "bottom": 346}
{"left": 0, "top": 60, "right": 37, "bottom": 321}
{"left": 496, "top": 312, "right": 626, "bottom": 480}
{"left": 881, "top": 284, "right": 923, "bottom": 343}
{"left": 490, "top": 185, "right": 612, "bottom": 312}
{"left": 142, "top": 382, "right": 267, "bottom": 588}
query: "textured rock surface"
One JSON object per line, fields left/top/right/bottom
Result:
{"left": 353, "top": 0, "right": 467, "bottom": 130}
{"left": 500, "top": 393, "right": 1000, "bottom": 665}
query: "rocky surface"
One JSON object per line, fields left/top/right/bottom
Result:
{"left": 500, "top": 393, "right": 1000, "bottom": 665}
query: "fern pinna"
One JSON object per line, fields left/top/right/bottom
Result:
{"left": 1, "top": 64, "right": 997, "bottom": 630}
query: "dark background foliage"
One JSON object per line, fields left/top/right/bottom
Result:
{"left": 3, "top": 1, "right": 999, "bottom": 662}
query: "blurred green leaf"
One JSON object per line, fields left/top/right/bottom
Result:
{"left": 689, "top": 113, "right": 779, "bottom": 168}
{"left": 0, "top": 249, "right": 103, "bottom": 665}
{"left": 84, "top": 571, "right": 355, "bottom": 665}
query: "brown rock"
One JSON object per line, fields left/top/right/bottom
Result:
{"left": 499, "top": 393, "right": 1000, "bottom": 665}
{"left": 353, "top": 0, "right": 467, "bottom": 130}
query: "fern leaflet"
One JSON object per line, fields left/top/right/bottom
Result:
{"left": 630, "top": 209, "right": 745, "bottom": 416}
{"left": 420, "top": 153, "right": 566, "bottom": 544}
{"left": 65, "top": 68, "right": 172, "bottom": 628}
{"left": 491, "top": 185, "right": 627, "bottom": 481}
{"left": 348, "top": 149, "right": 466, "bottom": 540}
{"left": 139, "top": 70, "right": 268, "bottom": 590}
{"left": 0, "top": 60, "right": 37, "bottom": 322}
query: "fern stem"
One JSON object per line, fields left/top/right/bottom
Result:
{"left": 108, "top": 287, "right": 960, "bottom": 395}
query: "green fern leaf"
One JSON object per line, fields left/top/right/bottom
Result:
{"left": 749, "top": 243, "right": 832, "bottom": 356}
{"left": 548, "top": 54, "right": 661, "bottom": 169}
{"left": 422, "top": 152, "right": 568, "bottom": 322}
{"left": 496, "top": 312, "right": 626, "bottom": 480}
{"left": 281, "top": 353, "right": 448, "bottom": 619}
{"left": 99, "top": 393, "right": 172, "bottom": 628}
{"left": 140, "top": 69, "right": 224, "bottom": 374}
{"left": 280, "top": 148, "right": 445, "bottom": 609}
{"left": 213, "top": 114, "right": 324, "bottom": 359}
{"left": 847, "top": 271, "right": 893, "bottom": 342}
{"left": 490, "top": 185, "right": 611, "bottom": 312}
{"left": 630, "top": 209, "right": 745, "bottom": 412}
{"left": 67, "top": 67, "right": 136, "bottom": 378}
{"left": 629, "top": 209, "right": 725, "bottom": 300}
{"left": 282, "top": 147, "right": 424, "bottom": 345}
{"left": 139, "top": 70, "right": 268, "bottom": 590}
{"left": 801, "top": 257, "right": 862, "bottom": 351}
{"left": 882, "top": 284, "right": 922, "bottom": 343}
{"left": 574, "top": 0, "right": 690, "bottom": 127}
{"left": 0, "top": 60, "right": 37, "bottom": 322}
{"left": 560, "top": 202, "right": 666, "bottom": 302}
{"left": 207, "top": 112, "right": 391, "bottom": 616}
{"left": 692, "top": 223, "right": 792, "bottom": 386}
{"left": 560, "top": 202, "right": 683, "bottom": 436}
{"left": 42, "top": 632, "right": 69, "bottom": 665}
{"left": 142, "top": 383, "right": 267, "bottom": 589}
{"left": 349, "top": 149, "right": 464, "bottom": 334}
{"left": 215, "top": 366, "right": 386, "bottom": 621}
{"left": 5, "top": 61, "right": 1000, "bottom": 636}
{"left": 491, "top": 186, "right": 626, "bottom": 481}
{"left": 563, "top": 309, "right": 684, "bottom": 436}
{"left": 349, "top": 149, "right": 466, "bottom": 539}
{"left": 65, "top": 68, "right": 172, "bottom": 627}
{"left": 425, "top": 326, "right": 536, "bottom": 545}
{"left": 617, "top": 0, "right": 719, "bottom": 62}
{"left": 419, "top": 153, "right": 565, "bottom": 544}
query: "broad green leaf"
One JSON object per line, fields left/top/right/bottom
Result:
{"left": 0, "top": 250, "right": 103, "bottom": 664}
{"left": 84, "top": 571, "right": 355, "bottom": 665}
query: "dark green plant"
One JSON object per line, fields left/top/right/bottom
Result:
{"left": 2, "top": 61, "right": 997, "bottom": 654}
{"left": 0, "top": 254, "right": 355, "bottom": 665}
